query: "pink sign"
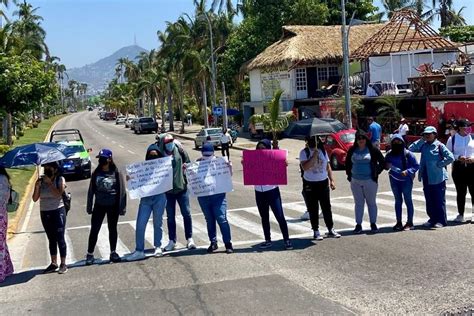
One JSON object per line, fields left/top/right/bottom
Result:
{"left": 243, "top": 150, "right": 287, "bottom": 185}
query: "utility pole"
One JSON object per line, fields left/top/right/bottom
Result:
{"left": 341, "top": 0, "right": 352, "bottom": 129}
{"left": 221, "top": 82, "right": 228, "bottom": 131}
{"left": 204, "top": 12, "right": 217, "bottom": 109}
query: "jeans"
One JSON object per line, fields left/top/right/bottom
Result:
{"left": 40, "top": 207, "right": 67, "bottom": 257}
{"left": 423, "top": 181, "right": 447, "bottom": 226}
{"left": 452, "top": 162, "right": 474, "bottom": 216}
{"left": 255, "top": 187, "right": 290, "bottom": 241}
{"left": 197, "top": 193, "right": 231, "bottom": 244}
{"left": 166, "top": 190, "right": 193, "bottom": 242}
{"left": 389, "top": 177, "right": 414, "bottom": 223}
{"left": 350, "top": 178, "right": 378, "bottom": 225}
{"left": 87, "top": 204, "right": 120, "bottom": 254}
{"left": 221, "top": 143, "right": 230, "bottom": 158}
{"left": 303, "top": 179, "right": 334, "bottom": 231}
{"left": 135, "top": 194, "right": 167, "bottom": 252}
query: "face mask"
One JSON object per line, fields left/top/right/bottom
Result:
{"left": 98, "top": 157, "right": 109, "bottom": 165}
{"left": 165, "top": 142, "right": 175, "bottom": 152}
{"left": 44, "top": 168, "right": 54, "bottom": 178}
{"left": 391, "top": 143, "right": 404, "bottom": 155}
{"left": 307, "top": 139, "right": 316, "bottom": 149}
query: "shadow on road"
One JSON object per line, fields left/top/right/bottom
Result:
{"left": 0, "top": 269, "right": 42, "bottom": 288}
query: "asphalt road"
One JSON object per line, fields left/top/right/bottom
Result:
{"left": 2, "top": 111, "right": 473, "bottom": 315}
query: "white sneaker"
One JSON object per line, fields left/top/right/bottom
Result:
{"left": 325, "top": 228, "right": 341, "bottom": 238}
{"left": 319, "top": 210, "right": 323, "bottom": 217}
{"left": 164, "top": 240, "right": 176, "bottom": 252}
{"left": 300, "top": 211, "right": 310, "bottom": 221}
{"left": 187, "top": 238, "right": 197, "bottom": 250}
{"left": 434, "top": 223, "right": 445, "bottom": 228}
{"left": 313, "top": 230, "right": 324, "bottom": 241}
{"left": 126, "top": 251, "right": 145, "bottom": 261}
{"left": 453, "top": 215, "right": 465, "bottom": 223}
{"left": 153, "top": 247, "right": 163, "bottom": 257}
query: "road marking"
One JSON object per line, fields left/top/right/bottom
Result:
{"left": 119, "top": 145, "right": 125, "bottom": 149}
{"left": 127, "top": 150, "right": 136, "bottom": 155}
{"left": 65, "top": 231, "right": 76, "bottom": 264}
{"left": 20, "top": 200, "right": 35, "bottom": 233}
{"left": 112, "top": 141, "right": 117, "bottom": 144}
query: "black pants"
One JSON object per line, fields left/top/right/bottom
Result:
{"left": 303, "top": 178, "right": 334, "bottom": 231}
{"left": 452, "top": 162, "right": 474, "bottom": 216}
{"left": 221, "top": 143, "right": 230, "bottom": 158}
{"left": 255, "top": 188, "right": 290, "bottom": 241}
{"left": 87, "top": 204, "right": 120, "bottom": 254}
{"left": 40, "top": 207, "right": 67, "bottom": 257}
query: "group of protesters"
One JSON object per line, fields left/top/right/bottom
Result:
{"left": 0, "top": 117, "right": 472, "bottom": 280}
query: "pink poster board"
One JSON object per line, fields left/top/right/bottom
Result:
{"left": 242, "top": 149, "right": 287, "bottom": 185}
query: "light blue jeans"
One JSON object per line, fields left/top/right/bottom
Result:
{"left": 197, "top": 193, "right": 232, "bottom": 244}
{"left": 135, "top": 194, "right": 167, "bottom": 252}
{"left": 350, "top": 178, "right": 378, "bottom": 225}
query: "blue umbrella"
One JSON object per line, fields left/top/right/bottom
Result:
{"left": 0, "top": 142, "right": 70, "bottom": 168}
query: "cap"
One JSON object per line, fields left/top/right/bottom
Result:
{"left": 201, "top": 143, "right": 215, "bottom": 156}
{"left": 163, "top": 134, "right": 174, "bottom": 144}
{"left": 400, "top": 118, "right": 406, "bottom": 122}
{"left": 422, "top": 126, "right": 437, "bottom": 134}
{"left": 456, "top": 119, "right": 470, "bottom": 128}
{"left": 96, "top": 148, "right": 113, "bottom": 158}
{"left": 256, "top": 139, "right": 271, "bottom": 149}
{"left": 146, "top": 144, "right": 160, "bottom": 153}
{"left": 390, "top": 134, "right": 405, "bottom": 143}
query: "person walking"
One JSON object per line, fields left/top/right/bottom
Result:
{"left": 126, "top": 144, "right": 168, "bottom": 261}
{"left": 250, "top": 139, "right": 293, "bottom": 250}
{"left": 194, "top": 143, "right": 234, "bottom": 254}
{"left": 346, "top": 130, "right": 385, "bottom": 234}
{"left": 32, "top": 162, "right": 68, "bottom": 274}
{"left": 409, "top": 126, "right": 454, "bottom": 228}
{"left": 385, "top": 134, "right": 420, "bottom": 231}
{"left": 394, "top": 118, "right": 409, "bottom": 143}
{"left": 162, "top": 134, "right": 196, "bottom": 251}
{"left": 367, "top": 117, "right": 382, "bottom": 149}
{"left": 220, "top": 128, "right": 233, "bottom": 158}
{"left": 300, "top": 136, "right": 341, "bottom": 240}
{"left": 446, "top": 119, "right": 474, "bottom": 223}
{"left": 0, "top": 167, "right": 14, "bottom": 282}
{"left": 85, "top": 149, "right": 127, "bottom": 265}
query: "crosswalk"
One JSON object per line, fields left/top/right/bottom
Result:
{"left": 14, "top": 184, "right": 471, "bottom": 272}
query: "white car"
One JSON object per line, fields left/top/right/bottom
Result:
{"left": 115, "top": 116, "right": 126, "bottom": 125}
{"left": 125, "top": 117, "right": 135, "bottom": 128}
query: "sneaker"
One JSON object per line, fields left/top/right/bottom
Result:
{"left": 284, "top": 240, "right": 293, "bottom": 250}
{"left": 300, "top": 211, "right": 310, "bottom": 221}
{"left": 422, "top": 221, "right": 432, "bottom": 227}
{"left": 393, "top": 222, "right": 403, "bottom": 231}
{"left": 187, "top": 238, "right": 197, "bottom": 250}
{"left": 319, "top": 210, "right": 323, "bottom": 217}
{"left": 313, "top": 230, "right": 324, "bottom": 240}
{"left": 326, "top": 228, "right": 341, "bottom": 238}
{"left": 164, "top": 240, "right": 176, "bottom": 252}
{"left": 259, "top": 241, "right": 272, "bottom": 249}
{"left": 403, "top": 222, "right": 414, "bottom": 231}
{"left": 153, "top": 247, "right": 163, "bottom": 257}
{"left": 453, "top": 215, "right": 465, "bottom": 223}
{"left": 126, "top": 251, "right": 145, "bottom": 262}
{"left": 110, "top": 252, "right": 122, "bottom": 263}
{"left": 58, "top": 264, "right": 68, "bottom": 274}
{"left": 225, "top": 242, "right": 234, "bottom": 254}
{"left": 207, "top": 242, "right": 218, "bottom": 253}
{"left": 434, "top": 223, "right": 445, "bottom": 228}
{"left": 43, "top": 263, "right": 58, "bottom": 274}
{"left": 370, "top": 223, "right": 379, "bottom": 234}
{"left": 85, "top": 254, "right": 94, "bottom": 266}
{"left": 353, "top": 224, "right": 363, "bottom": 234}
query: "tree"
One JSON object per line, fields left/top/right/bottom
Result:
{"left": 380, "top": 0, "right": 416, "bottom": 19}
{"left": 424, "top": 0, "right": 466, "bottom": 27}
{"left": 249, "top": 89, "right": 294, "bottom": 149}
{"left": 440, "top": 25, "right": 474, "bottom": 43}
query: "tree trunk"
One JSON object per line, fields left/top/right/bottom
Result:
{"left": 179, "top": 77, "right": 185, "bottom": 134}
{"left": 272, "top": 131, "right": 278, "bottom": 150}
{"left": 201, "top": 79, "right": 209, "bottom": 128}
{"left": 167, "top": 79, "right": 174, "bottom": 132}
{"left": 6, "top": 112, "right": 13, "bottom": 146}
{"left": 160, "top": 94, "right": 166, "bottom": 132}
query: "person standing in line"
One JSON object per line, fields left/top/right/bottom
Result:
{"left": 193, "top": 143, "right": 234, "bottom": 254}
{"left": 384, "top": 134, "right": 420, "bottom": 231}
{"left": 446, "top": 119, "right": 474, "bottom": 223}
{"left": 126, "top": 144, "right": 168, "bottom": 261}
{"left": 409, "top": 126, "right": 454, "bottom": 228}
{"left": 85, "top": 149, "right": 127, "bottom": 265}
{"left": 394, "top": 118, "right": 409, "bottom": 143}
{"left": 162, "top": 134, "right": 196, "bottom": 251}
{"left": 367, "top": 117, "right": 382, "bottom": 149}
{"left": 247, "top": 139, "right": 293, "bottom": 250}
{"left": 346, "top": 130, "right": 385, "bottom": 234}
{"left": 32, "top": 162, "right": 68, "bottom": 274}
{"left": 0, "top": 167, "right": 14, "bottom": 282}
{"left": 300, "top": 136, "right": 341, "bottom": 240}
{"left": 220, "top": 128, "right": 233, "bottom": 158}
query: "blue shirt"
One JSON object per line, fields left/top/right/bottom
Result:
{"left": 351, "top": 147, "right": 372, "bottom": 180}
{"left": 385, "top": 150, "right": 419, "bottom": 182}
{"left": 369, "top": 122, "right": 382, "bottom": 143}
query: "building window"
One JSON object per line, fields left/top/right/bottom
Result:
{"left": 296, "top": 68, "right": 307, "bottom": 91}
{"left": 318, "top": 67, "right": 328, "bottom": 81}
{"left": 328, "top": 66, "right": 339, "bottom": 77}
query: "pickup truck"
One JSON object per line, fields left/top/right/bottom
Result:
{"left": 133, "top": 117, "right": 158, "bottom": 134}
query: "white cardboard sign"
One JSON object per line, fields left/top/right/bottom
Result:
{"left": 126, "top": 157, "right": 173, "bottom": 199}
{"left": 185, "top": 156, "right": 233, "bottom": 197}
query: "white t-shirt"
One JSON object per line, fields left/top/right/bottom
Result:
{"left": 220, "top": 133, "right": 232, "bottom": 144}
{"left": 254, "top": 185, "right": 277, "bottom": 192}
{"left": 447, "top": 134, "right": 474, "bottom": 159}
{"left": 299, "top": 148, "right": 329, "bottom": 182}
{"left": 398, "top": 123, "right": 409, "bottom": 136}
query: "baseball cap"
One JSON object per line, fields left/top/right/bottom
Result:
{"left": 96, "top": 148, "right": 113, "bottom": 158}
{"left": 457, "top": 119, "right": 470, "bottom": 128}
{"left": 201, "top": 143, "right": 214, "bottom": 156}
{"left": 163, "top": 134, "right": 174, "bottom": 144}
{"left": 422, "top": 126, "right": 437, "bottom": 134}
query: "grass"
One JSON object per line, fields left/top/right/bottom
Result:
{"left": 7, "top": 115, "right": 66, "bottom": 219}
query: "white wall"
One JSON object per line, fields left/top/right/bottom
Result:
{"left": 249, "top": 69, "right": 262, "bottom": 102}
{"left": 369, "top": 52, "right": 459, "bottom": 84}
{"left": 248, "top": 69, "right": 294, "bottom": 102}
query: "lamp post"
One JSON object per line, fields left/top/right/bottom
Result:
{"left": 341, "top": 0, "right": 352, "bottom": 129}
{"left": 204, "top": 12, "right": 218, "bottom": 110}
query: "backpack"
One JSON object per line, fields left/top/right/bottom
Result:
{"left": 56, "top": 176, "right": 71, "bottom": 214}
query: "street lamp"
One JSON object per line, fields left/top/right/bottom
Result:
{"left": 204, "top": 12, "right": 218, "bottom": 111}
{"left": 341, "top": 0, "right": 352, "bottom": 129}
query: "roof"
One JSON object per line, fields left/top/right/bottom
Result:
{"left": 244, "top": 24, "right": 385, "bottom": 72}
{"left": 351, "top": 10, "right": 459, "bottom": 60}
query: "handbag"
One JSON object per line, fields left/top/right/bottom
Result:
{"left": 7, "top": 187, "right": 19, "bottom": 213}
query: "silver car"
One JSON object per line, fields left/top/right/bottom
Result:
{"left": 194, "top": 128, "right": 223, "bottom": 149}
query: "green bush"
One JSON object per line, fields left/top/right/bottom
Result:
{"left": 17, "top": 130, "right": 24, "bottom": 137}
{"left": 0, "top": 145, "right": 10, "bottom": 155}
{"left": 32, "top": 122, "right": 39, "bottom": 128}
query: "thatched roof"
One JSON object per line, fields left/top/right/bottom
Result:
{"left": 351, "top": 10, "right": 459, "bottom": 60}
{"left": 244, "top": 24, "right": 385, "bottom": 72}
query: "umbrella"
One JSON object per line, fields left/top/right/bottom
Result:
{"left": 285, "top": 117, "right": 347, "bottom": 137}
{"left": 0, "top": 142, "right": 70, "bottom": 168}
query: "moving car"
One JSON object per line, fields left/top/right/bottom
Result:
{"left": 115, "top": 115, "right": 126, "bottom": 124}
{"left": 194, "top": 128, "right": 223, "bottom": 149}
{"left": 133, "top": 117, "right": 158, "bottom": 134}
{"left": 104, "top": 112, "right": 117, "bottom": 121}
{"left": 320, "top": 129, "right": 356, "bottom": 170}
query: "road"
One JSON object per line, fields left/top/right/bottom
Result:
{"left": 1, "top": 111, "right": 473, "bottom": 315}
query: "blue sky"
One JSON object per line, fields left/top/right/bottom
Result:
{"left": 5, "top": 0, "right": 473, "bottom": 69}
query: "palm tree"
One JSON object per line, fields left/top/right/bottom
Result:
{"left": 249, "top": 90, "right": 295, "bottom": 149}
{"left": 0, "top": 0, "right": 16, "bottom": 23}
{"left": 381, "top": 0, "right": 416, "bottom": 19}
{"left": 424, "top": 0, "right": 466, "bottom": 27}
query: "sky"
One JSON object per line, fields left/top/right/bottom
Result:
{"left": 5, "top": 0, "right": 474, "bottom": 69}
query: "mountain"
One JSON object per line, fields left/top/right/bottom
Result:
{"left": 66, "top": 45, "right": 148, "bottom": 94}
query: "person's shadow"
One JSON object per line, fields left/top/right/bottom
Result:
{"left": 0, "top": 269, "right": 42, "bottom": 288}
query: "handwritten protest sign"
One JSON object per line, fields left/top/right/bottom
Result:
{"left": 185, "top": 157, "right": 233, "bottom": 197}
{"left": 242, "top": 149, "right": 287, "bottom": 185}
{"left": 126, "top": 157, "right": 173, "bottom": 199}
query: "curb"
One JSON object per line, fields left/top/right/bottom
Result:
{"left": 7, "top": 116, "right": 67, "bottom": 239}
{"left": 169, "top": 132, "right": 251, "bottom": 151}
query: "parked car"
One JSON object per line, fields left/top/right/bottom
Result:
{"left": 104, "top": 112, "right": 117, "bottom": 121}
{"left": 321, "top": 129, "right": 356, "bottom": 170}
{"left": 134, "top": 117, "right": 158, "bottom": 134}
{"left": 99, "top": 111, "right": 106, "bottom": 119}
{"left": 194, "top": 128, "right": 223, "bottom": 149}
{"left": 130, "top": 118, "right": 138, "bottom": 130}
{"left": 115, "top": 115, "right": 126, "bottom": 125}
{"left": 248, "top": 122, "right": 265, "bottom": 139}
{"left": 125, "top": 117, "right": 135, "bottom": 128}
